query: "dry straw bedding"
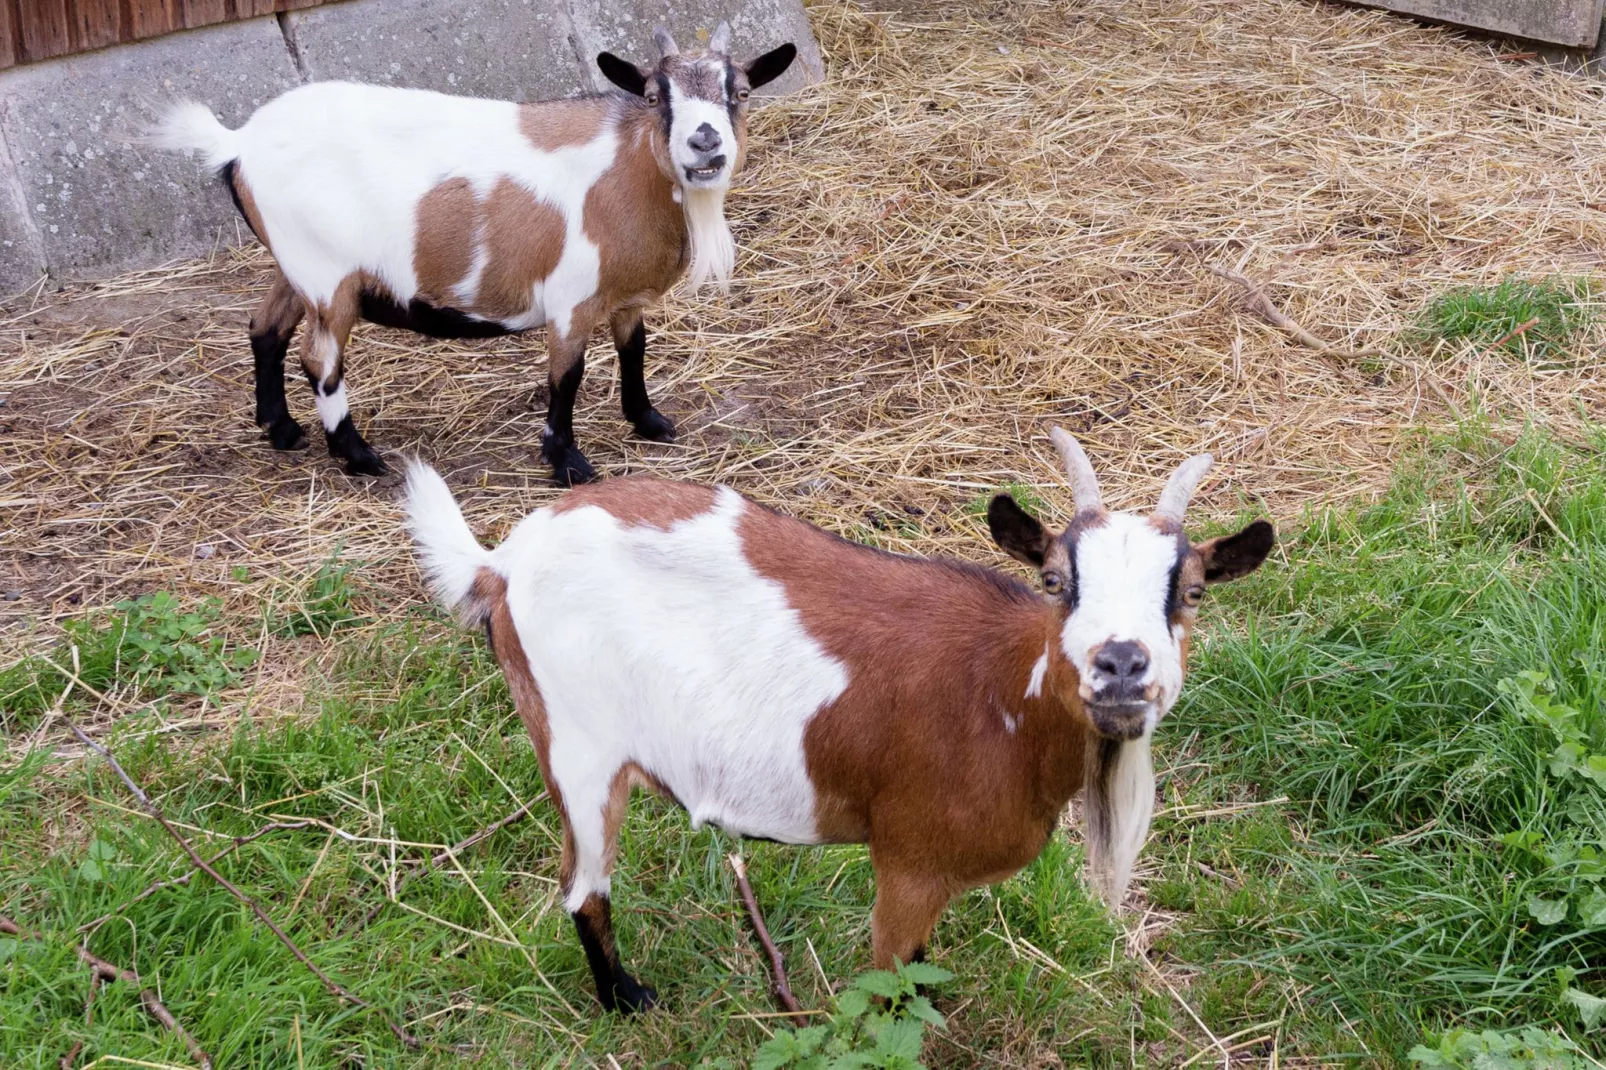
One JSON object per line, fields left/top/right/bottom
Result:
{"left": 1, "top": 0, "right": 1604, "bottom": 721}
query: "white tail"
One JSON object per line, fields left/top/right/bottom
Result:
{"left": 404, "top": 462, "right": 493, "bottom": 620}
{"left": 1082, "top": 732, "right": 1156, "bottom": 907}
{"left": 150, "top": 101, "right": 241, "bottom": 170}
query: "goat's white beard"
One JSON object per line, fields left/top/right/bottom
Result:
{"left": 1082, "top": 732, "right": 1156, "bottom": 909}
{"left": 682, "top": 185, "right": 736, "bottom": 293}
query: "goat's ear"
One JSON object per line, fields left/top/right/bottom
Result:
{"left": 597, "top": 52, "right": 649, "bottom": 96}
{"left": 988, "top": 494, "right": 1050, "bottom": 568}
{"left": 744, "top": 43, "right": 797, "bottom": 90}
{"left": 1194, "top": 519, "right": 1275, "bottom": 584}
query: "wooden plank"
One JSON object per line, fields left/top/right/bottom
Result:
{"left": 70, "top": 0, "right": 122, "bottom": 55}
{"left": 177, "top": 0, "right": 229, "bottom": 30}
{"left": 0, "top": 0, "right": 20, "bottom": 69}
{"left": 123, "top": 0, "right": 179, "bottom": 40}
{"left": 18, "top": 0, "right": 72, "bottom": 62}
{"left": 0, "top": 0, "right": 338, "bottom": 66}
{"left": 1347, "top": 0, "right": 1606, "bottom": 48}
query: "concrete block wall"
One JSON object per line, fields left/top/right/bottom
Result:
{"left": 0, "top": 0, "right": 822, "bottom": 294}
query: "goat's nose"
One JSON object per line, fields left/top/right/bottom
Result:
{"left": 1093, "top": 641, "right": 1149, "bottom": 680}
{"left": 688, "top": 122, "right": 722, "bottom": 153}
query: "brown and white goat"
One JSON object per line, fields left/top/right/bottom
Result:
{"left": 404, "top": 429, "right": 1274, "bottom": 1011}
{"left": 155, "top": 24, "right": 796, "bottom": 484}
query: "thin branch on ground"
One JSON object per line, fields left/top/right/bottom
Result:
{"left": 1, "top": 914, "right": 211, "bottom": 1069}
{"left": 64, "top": 718, "right": 420, "bottom": 1050}
{"left": 78, "top": 820, "right": 318, "bottom": 935}
{"left": 728, "top": 853, "right": 809, "bottom": 1028}
{"left": 1208, "top": 265, "right": 1383, "bottom": 360}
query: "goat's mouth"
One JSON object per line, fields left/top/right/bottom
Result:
{"left": 682, "top": 157, "right": 728, "bottom": 185}
{"left": 1086, "top": 700, "right": 1152, "bottom": 741}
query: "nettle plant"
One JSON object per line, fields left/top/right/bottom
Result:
{"left": 751, "top": 960, "right": 954, "bottom": 1070}
{"left": 1498, "top": 671, "right": 1606, "bottom": 1031}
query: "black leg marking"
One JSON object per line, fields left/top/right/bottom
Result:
{"left": 251, "top": 325, "right": 306, "bottom": 451}
{"left": 325, "top": 415, "right": 386, "bottom": 477}
{"left": 572, "top": 895, "right": 657, "bottom": 1014}
{"left": 617, "top": 322, "right": 675, "bottom": 443}
{"left": 541, "top": 356, "right": 595, "bottom": 486}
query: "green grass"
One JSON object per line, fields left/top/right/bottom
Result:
{"left": 1419, "top": 276, "right": 1594, "bottom": 363}
{"left": 2, "top": 425, "right": 1604, "bottom": 1066}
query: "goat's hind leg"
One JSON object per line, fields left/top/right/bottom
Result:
{"left": 251, "top": 272, "right": 308, "bottom": 451}
{"left": 540, "top": 326, "right": 596, "bottom": 486}
{"left": 562, "top": 764, "right": 657, "bottom": 1012}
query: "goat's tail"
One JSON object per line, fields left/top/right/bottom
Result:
{"left": 149, "top": 101, "right": 241, "bottom": 171}
{"left": 1082, "top": 731, "right": 1156, "bottom": 910}
{"left": 404, "top": 461, "right": 497, "bottom": 626}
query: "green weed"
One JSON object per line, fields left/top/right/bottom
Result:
{"left": 1419, "top": 276, "right": 1593, "bottom": 363}
{"left": 753, "top": 959, "right": 953, "bottom": 1069}
{"left": 0, "top": 592, "right": 257, "bottom": 729}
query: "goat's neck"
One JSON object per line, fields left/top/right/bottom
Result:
{"left": 1012, "top": 607, "right": 1093, "bottom": 812}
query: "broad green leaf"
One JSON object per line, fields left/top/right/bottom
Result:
{"left": 0, "top": 938, "right": 17, "bottom": 964}
{"left": 1563, "top": 987, "right": 1606, "bottom": 1030}
{"left": 1527, "top": 895, "right": 1569, "bottom": 925}
{"left": 873, "top": 1018, "right": 923, "bottom": 1060}
{"left": 1578, "top": 887, "right": 1606, "bottom": 927}
{"left": 897, "top": 962, "right": 954, "bottom": 986}
{"left": 905, "top": 996, "right": 946, "bottom": 1029}
{"left": 835, "top": 988, "right": 871, "bottom": 1019}
{"left": 854, "top": 970, "right": 904, "bottom": 999}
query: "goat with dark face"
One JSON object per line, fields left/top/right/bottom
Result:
{"left": 156, "top": 22, "right": 796, "bottom": 484}
{"left": 405, "top": 428, "right": 1274, "bottom": 1012}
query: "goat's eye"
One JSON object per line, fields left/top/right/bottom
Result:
{"left": 736, "top": 87, "right": 751, "bottom": 102}
{"left": 644, "top": 90, "right": 661, "bottom": 106}
{"left": 1183, "top": 585, "right": 1205, "bottom": 607}
{"left": 1042, "top": 572, "right": 1064, "bottom": 595}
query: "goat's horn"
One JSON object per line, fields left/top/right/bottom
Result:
{"left": 709, "top": 20, "right": 732, "bottom": 53}
{"left": 1049, "top": 427, "right": 1103, "bottom": 513}
{"left": 1155, "top": 453, "right": 1215, "bottom": 523}
{"left": 653, "top": 26, "right": 679, "bottom": 57}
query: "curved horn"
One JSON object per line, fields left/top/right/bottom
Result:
{"left": 1155, "top": 453, "right": 1215, "bottom": 523}
{"left": 709, "top": 20, "right": 732, "bottom": 53}
{"left": 653, "top": 26, "right": 679, "bottom": 57}
{"left": 1049, "top": 426, "right": 1103, "bottom": 513}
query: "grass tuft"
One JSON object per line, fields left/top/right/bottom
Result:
{"left": 1420, "top": 276, "right": 1594, "bottom": 363}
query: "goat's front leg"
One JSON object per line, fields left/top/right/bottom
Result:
{"left": 869, "top": 866, "right": 952, "bottom": 970}
{"left": 610, "top": 309, "right": 675, "bottom": 443}
{"left": 298, "top": 294, "right": 384, "bottom": 476}
{"left": 541, "top": 326, "right": 595, "bottom": 486}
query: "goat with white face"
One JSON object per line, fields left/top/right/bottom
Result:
{"left": 155, "top": 23, "right": 796, "bottom": 484}
{"left": 404, "top": 429, "right": 1274, "bottom": 1012}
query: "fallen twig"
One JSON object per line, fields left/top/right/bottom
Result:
{"left": 1208, "top": 265, "right": 1382, "bottom": 360}
{"left": 728, "top": 853, "right": 809, "bottom": 1028}
{"left": 1, "top": 914, "right": 211, "bottom": 1069}
{"left": 79, "top": 820, "right": 318, "bottom": 935}
{"left": 65, "top": 719, "right": 420, "bottom": 1050}
{"left": 1481, "top": 316, "right": 1540, "bottom": 355}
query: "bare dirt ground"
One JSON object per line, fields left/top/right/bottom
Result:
{"left": 3, "top": 0, "right": 1604, "bottom": 711}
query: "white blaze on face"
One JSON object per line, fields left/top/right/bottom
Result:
{"left": 666, "top": 68, "right": 738, "bottom": 291}
{"left": 1059, "top": 512, "right": 1186, "bottom": 731}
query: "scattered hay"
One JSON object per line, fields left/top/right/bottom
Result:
{"left": 3, "top": 0, "right": 1604, "bottom": 713}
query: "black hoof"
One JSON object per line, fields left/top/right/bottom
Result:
{"left": 326, "top": 416, "right": 387, "bottom": 477}
{"left": 265, "top": 417, "right": 308, "bottom": 451}
{"left": 343, "top": 449, "right": 388, "bottom": 477}
{"left": 630, "top": 408, "right": 677, "bottom": 443}
{"left": 543, "top": 434, "right": 596, "bottom": 487}
{"left": 611, "top": 976, "right": 658, "bottom": 1014}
